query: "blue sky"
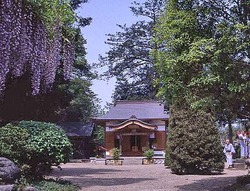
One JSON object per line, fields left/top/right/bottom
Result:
{"left": 79, "top": 0, "right": 145, "bottom": 107}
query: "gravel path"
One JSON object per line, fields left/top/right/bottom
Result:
{"left": 49, "top": 163, "right": 247, "bottom": 191}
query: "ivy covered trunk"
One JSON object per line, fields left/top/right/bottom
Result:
{"left": 166, "top": 105, "right": 225, "bottom": 174}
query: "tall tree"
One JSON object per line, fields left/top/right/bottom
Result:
{"left": 98, "top": 0, "right": 166, "bottom": 101}
{"left": 154, "top": 0, "right": 250, "bottom": 141}
{"left": 154, "top": 1, "right": 227, "bottom": 173}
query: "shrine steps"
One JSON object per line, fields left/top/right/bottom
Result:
{"left": 232, "top": 158, "right": 247, "bottom": 170}
{"left": 122, "top": 157, "right": 144, "bottom": 165}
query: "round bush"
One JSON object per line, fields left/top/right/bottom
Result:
{"left": 18, "top": 121, "right": 73, "bottom": 169}
{"left": 0, "top": 124, "right": 29, "bottom": 164}
{"left": 0, "top": 121, "right": 73, "bottom": 176}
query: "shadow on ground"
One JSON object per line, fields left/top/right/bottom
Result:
{"left": 49, "top": 165, "right": 245, "bottom": 191}
{"left": 176, "top": 175, "right": 237, "bottom": 191}
{"left": 50, "top": 167, "right": 126, "bottom": 176}
{"left": 49, "top": 166, "right": 154, "bottom": 189}
{"left": 66, "top": 177, "right": 154, "bottom": 188}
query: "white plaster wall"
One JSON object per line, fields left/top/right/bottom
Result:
{"left": 149, "top": 119, "right": 166, "bottom": 126}
{"left": 157, "top": 125, "right": 166, "bottom": 131}
{"left": 106, "top": 126, "right": 113, "bottom": 132}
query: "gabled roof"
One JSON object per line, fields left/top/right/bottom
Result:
{"left": 57, "top": 122, "right": 94, "bottom": 137}
{"left": 94, "top": 100, "right": 169, "bottom": 121}
{"left": 110, "top": 116, "right": 157, "bottom": 131}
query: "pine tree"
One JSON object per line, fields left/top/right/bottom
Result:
{"left": 99, "top": 0, "right": 166, "bottom": 101}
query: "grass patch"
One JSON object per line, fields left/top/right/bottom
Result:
{"left": 14, "top": 178, "right": 80, "bottom": 191}
{"left": 32, "top": 178, "right": 80, "bottom": 191}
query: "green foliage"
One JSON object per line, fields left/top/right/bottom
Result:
{"left": 32, "top": 178, "right": 79, "bottom": 191}
{"left": 14, "top": 175, "right": 30, "bottom": 191}
{"left": 154, "top": 0, "right": 250, "bottom": 142}
{"left": 59, "top": 77, "right": 99, "bottom": 122}
{"left": 167, "top": 105, "right": 224, "bottom": 174}
{"left": 99, "top": 0, "right": 166, "bottom": 101}
{"left": 154, "top": 2, "right": 201, "bottom": 105}
{"left": 165, "top": 141, "right": 171, "bottom": 166}
{"left": 14, "top": 177, "right": 79, "bottom": 191}
{"left": 18, "top": 121, "right": 73, "bottom": 168}
{"left": 111, "top": 148, "right": 120, "bottom": 160}
{"left": 27, "top": 0, "right": 75, "bottom": 37}
{"left": 143, "top": 149, "right": 154, "bottom": 160}
{"left": 93, "top": 126, "right": 104, "bottom": 145}
{"left": 0, "top": 124, "right": 29, "bottom": 164}
{"left": 0, "top": 121, "right": 73, "bottom": 177}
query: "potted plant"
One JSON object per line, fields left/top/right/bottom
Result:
{"left": 105, "top": 148, "right": 123, "bottom": 165}
{"left": 142, "top": 149, "right": 154, "bottom": 164}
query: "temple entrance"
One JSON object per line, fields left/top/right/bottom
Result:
{"left": 130, "top": 135, "right": 141, "bottom": 152}
{"left": 118, "top": 133, "right": 150, "bottom": 156}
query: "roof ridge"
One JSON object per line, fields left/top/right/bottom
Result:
{"left": 116, "top": 100, "right": 161, "bottom": 104}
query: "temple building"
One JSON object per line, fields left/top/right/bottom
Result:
{"left": 57, "top": 122, "right": 96, "bottom": 159}
{"left": 94, "top": 100, "right": 169, "bottom": 157}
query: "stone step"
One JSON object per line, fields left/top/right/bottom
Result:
{"left": 233, "top": 162, "right": 246, "bottom": 170}
{"left": 227, "top": 158, "right": 249, "bottom": 170}
{"left": 122, "top": 157, "right": 165, "bottom": 165}
{"left": 123, "top": 157, "right": 143, "bottom": 165}
{"left": 234, "top": 158, "right": 246, "bottom": 163}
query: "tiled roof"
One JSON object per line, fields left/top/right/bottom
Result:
{"left": 95, "top": 100, "right": 169, "bottom": 120}
{"left": 57, "top": 122, "right": 94, "bottom": 137}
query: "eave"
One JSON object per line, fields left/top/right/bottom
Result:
{"left": 109, "top": 117, "right": 157, "bottom": 131}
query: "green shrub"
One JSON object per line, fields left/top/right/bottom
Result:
{"left": 0, "top": 121, "right": 73, "bottom": 177}
{"left": 14, "top": 177, "right": 79, "bottom": 191}
{"left": 13, "top": 175, "right": 30, "bottom": 190}
{"left": 17, "top": 121, "right": 73, "bottom": 175}
{"left": 167, "top": 105, "right": 225, "bottom": 174}
{"left": 165, "top": 143, "right": 171, "bottom": 166}
{"left": 0, "top": 124, "right": 29, "bottom": 164}
{"left": 143, "top": 149, "right": 154, "bottom": 159}
{"left": 111, "top": 148, "right": 120, "bottom": 160}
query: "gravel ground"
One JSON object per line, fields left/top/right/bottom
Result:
{"left": 49, "top": 163, "right": 247, "bottom": 191}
